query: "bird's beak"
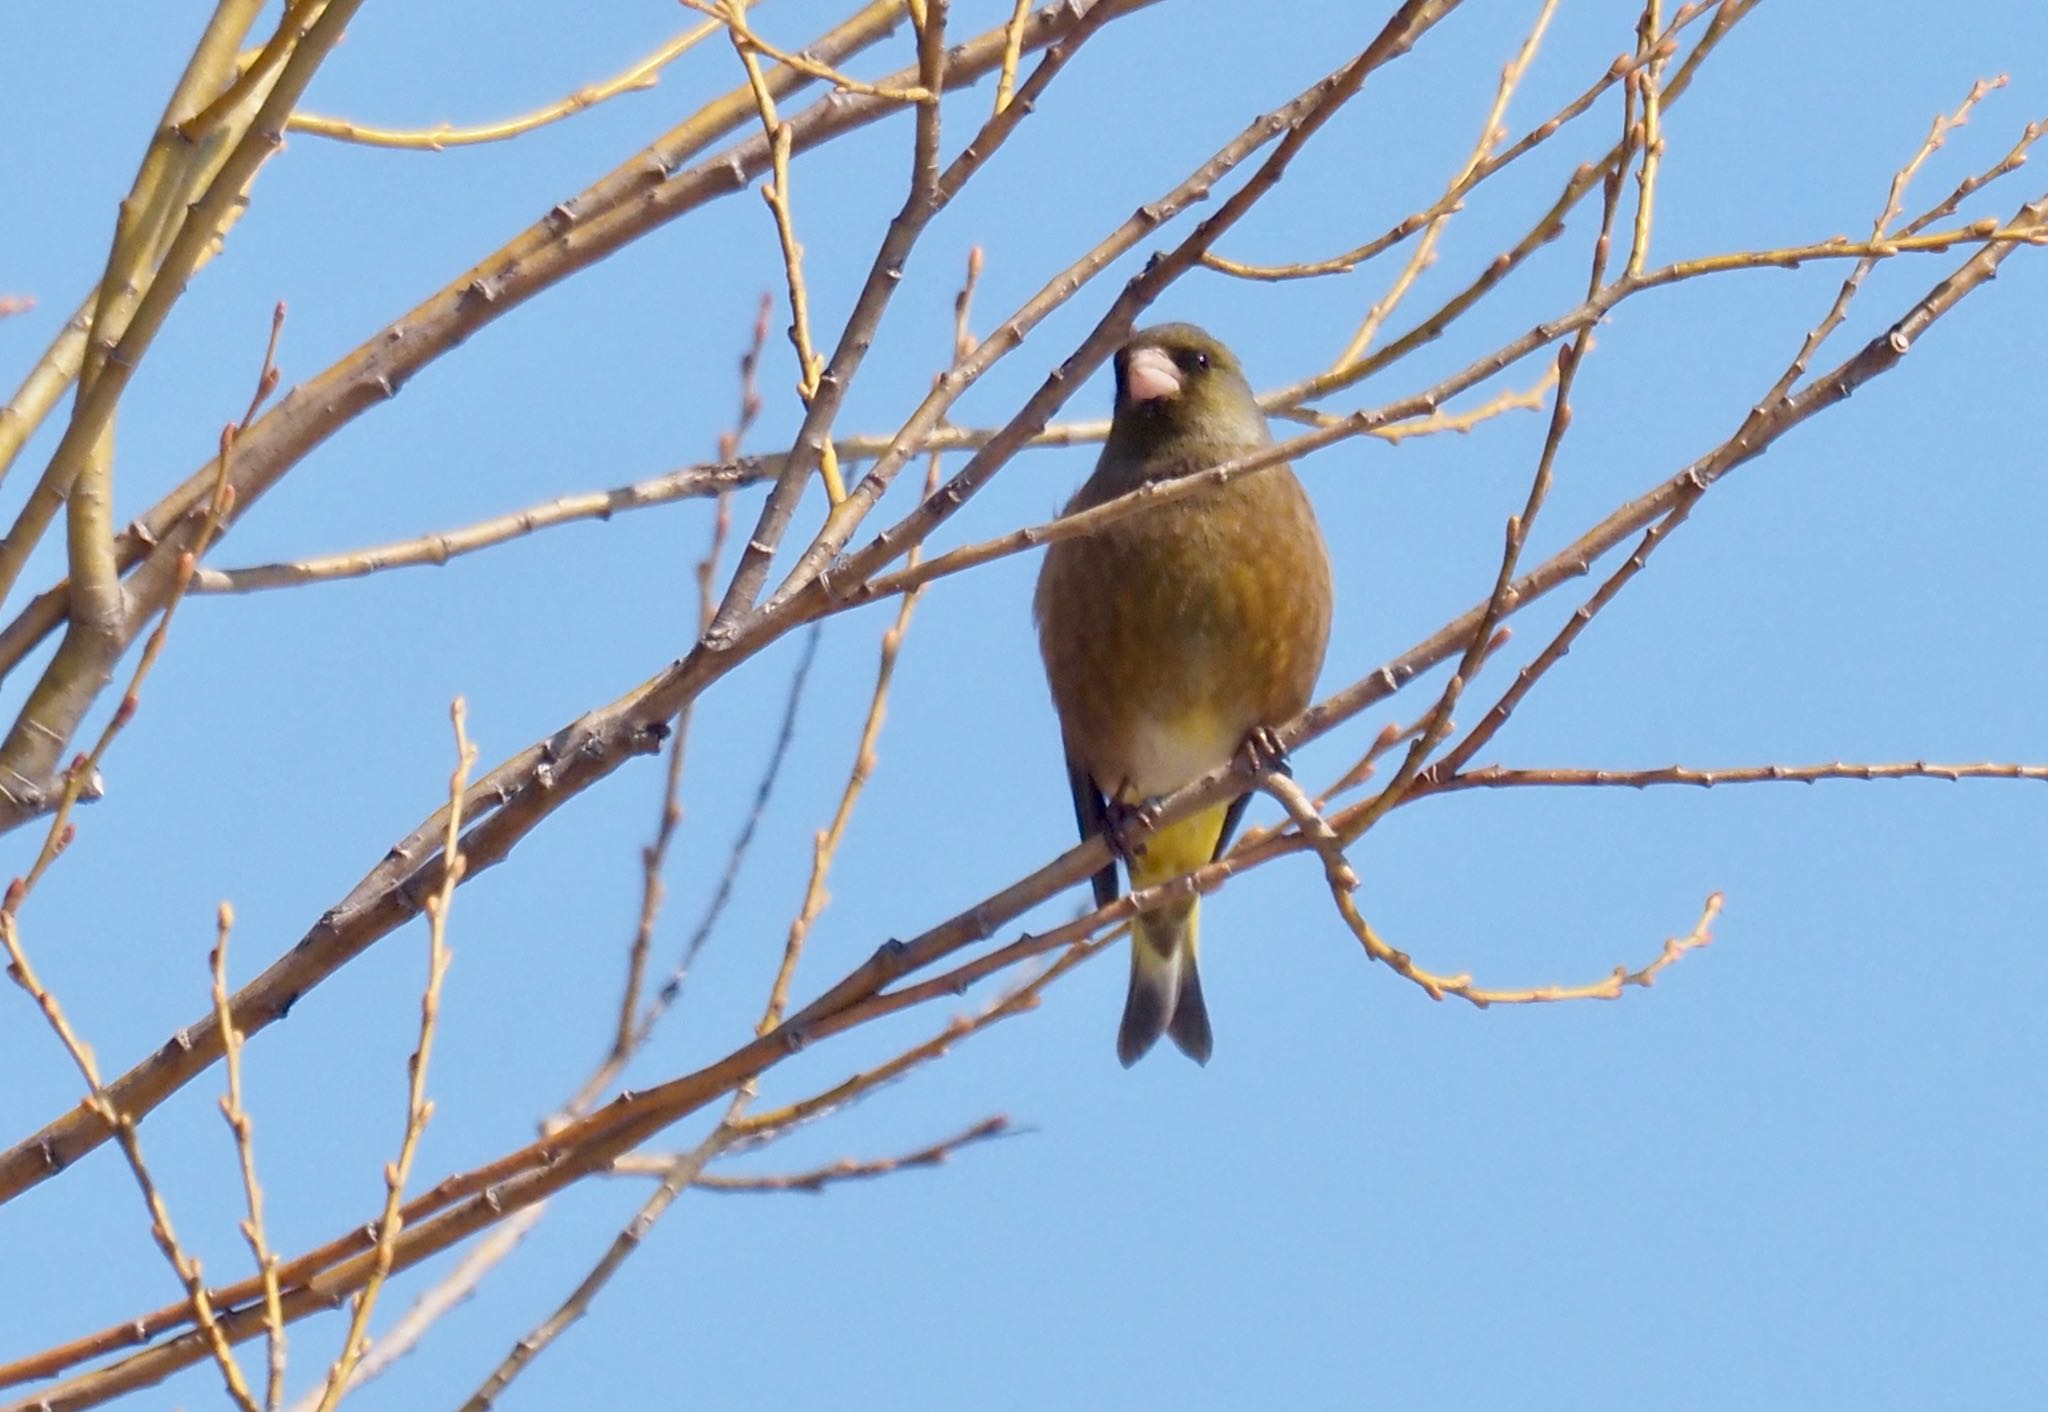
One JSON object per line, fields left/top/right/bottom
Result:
{"left": 1123, "top": 345, "right": 1183, "bottom": 404}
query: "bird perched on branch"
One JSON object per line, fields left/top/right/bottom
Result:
{"left": 1035, "top": 323, "right": 1333, "bottom": 1066}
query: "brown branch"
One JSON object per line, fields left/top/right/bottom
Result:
{"left": 1901, "top": 109, "right": 2047, "bottom": 239}
{"left": 680, "top": 0, "right": 935, "bottom": 102}
{"left": 300, "top": 329, "right": 772, "bottom": 1391}
{"left": 705, "top": 0, "right": 1126, "bottom": 640}
{"left": 1265, "top": 768, "right": 1719, "bottom": 1005}
{"left": 0, "top": 0, "right": 1111, "bottom": 783}
{"left": 190, "top": 359, "right": 1548, "bottom": 616}
{"left": 724, "top": 0, "right": 856, "bottom": 507}
{"left": 1202, "top": 2, "right": 1712, "bottom": 282}
{"left": 2, "top": 176, "right": 2036, "bottom": 1323}
{"left": 1423, "top": 761, "right": 2048, "bottom": 794}
{"left": 760, "top": 0, "right": 1469, "bottom": 630}
{"left": 1330, "top": 0, "right": 1562, "bottom": 368}
{"left": 0, "top": 0, "right": 262, "bottom": 490}
{"left": 0, "top": 0, "right": 353, "bottom": 609}
{"left": 0, "top": 293, "right": 93, "bottom": 488}
{"left": 0, "top": 32, "right": 307, "bottom": 809}
{"left": 1758, "top": 76, "right": 2011, "bottom": 415}
{"left": 1, "top": 722, "right": 270, "bottom": 1412}
{"left": 0, "top": 910, "right": 260, "bottom": 1412}
{"left": 1344, "top": 36, "right": 1646, "bottom": 840}
{"left": 190, "top": 458, "right": 764, "bottom": 594}
{"left": 459, "top": 950, "right": 1033, "bottom": 1411}
{"left": 3, "top": 194, "right": 2031, "bottom": 1281}
{"left": 187, "top": 369, "right": 1546, "bottom": 601}
{"left": 1, "top": 305, "right": 278, "bottom": 833}
{"left": 619, "top": 1115, "right": 1015, "bottom": 1192}
{"left": 1625, "top": 0, "right": 1669, "bottom": 276}
{"left": 287, "top": 15, "right": 728, "bottom": 148}
{"left": 853, "top": 369, "right": 1555, "bottom": 605}
{"left": 1, "top": 427, "right": 241, "bottom": 936}
{"left": 1426, "top": 497, "right": 1695, "bottom": 787}
{"left": 1264, "top": 0, "right": 1760, "bottom": 412}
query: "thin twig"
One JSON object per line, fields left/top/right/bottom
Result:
{"left": 1, "top": 904, "right": 259, "bottom": 1409}
{"left": 1757, "top": 75, "right": 2010, "bottom": 412}
{"left": 314, "top": 701, "right": 474, "bottom": 1412}
{"left": 1625, "top": 0, "right": 1668, "bottom": 276}
{"left": 706, "top": 0, "right": 1122, "bottom": 640}
{"left": 1345, "top": 61, "right": 1640, "bottom": 844}
{"left": 560, "top": 620, "right": 824, "bottom": 1118}
{"left": 1267, "top": 769, "right": 1720, "bottom": 1006}
{"left": 1419, "top": 499, "right": 1695, "bottom": 785}
{"left": 762, "top": 0, "right": 1469, "bottom": 628}
{"left": 612, "top": 1115, "right": 1014, "bottom": 1190}
{"left": 612, "top": 296, "right": 771, "bottom": 1061}
{"left": 994, "top": 0, "right": 1031, "bottom": 113}
{"left": 1329, "top": 0, "right": 1562, "bottom": 368}
{"left": 726, "top": 3, "right": 850, "bottom": 505}
{"left": 1423, "top": 760, "right": 2048, "bottom": 794}
{"left": 276, "top": 1208, "right": 544, "bottom": 1412}
{"left": 1266, "top": 0, "right": 1759, "bottom": 410}
{"left": 681, "top": 0, "right": 934, "bottom": 102}
{"left": 190, "top": 459, "right": 763, "bottom": 594}
{"left": 192, "top": 368, "right": 1547, "bottom": 599}
{"left": 212, "top": 903, "right": 286, "bottom": 1411}
{"left": 289, "top": 15, "right": 728, "bottom": 148}
{"left": 453, "top": 1125, "right": 735, "bottom": 1412}
{"left": 755, "top": 249, "right": 974, "bottom": 1032}
{"left": 1202, "top": 2, "right": 1712, "bottom": 282}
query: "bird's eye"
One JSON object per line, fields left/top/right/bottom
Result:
{"left": 1191, "top": 351, "right": 1210, "bottom": 371}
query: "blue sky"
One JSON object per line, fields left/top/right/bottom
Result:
{"left": 3, "top": 2, "right": 2045, "bottom": 1408}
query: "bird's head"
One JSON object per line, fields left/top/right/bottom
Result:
{"left": 1103, "top": 323, "right": 1268, "bottom": 479}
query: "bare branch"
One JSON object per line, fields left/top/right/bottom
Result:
{"left": 289, "top": 15, "right": 729, "bottom": 149}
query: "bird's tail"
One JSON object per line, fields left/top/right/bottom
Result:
{"left": 1116, "top": 803, "right": 1224, "bottom": 1066}
{"left": 1118, "top": 901, "right": 1212, "bottom": 1066}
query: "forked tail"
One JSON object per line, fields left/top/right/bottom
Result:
{"left": 1117, "top": 899, "right": 1212, "bottom": 1066}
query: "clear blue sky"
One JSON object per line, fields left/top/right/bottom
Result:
{"left": 4, "top": 3, "right": 2045, "bottom": 1408}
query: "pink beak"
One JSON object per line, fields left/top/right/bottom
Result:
{"left": 1124, "top": 345, "right": 1183, "bottom": 404}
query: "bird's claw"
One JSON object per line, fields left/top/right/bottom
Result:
{"left": 1103, "top": 795, "right": 1162, "bottom": 863}
{"left": 1237, "top": 725, "right": 1291, "bottom": 780}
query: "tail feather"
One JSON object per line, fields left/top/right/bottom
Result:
{"left": 1116, "top": 930, "right": 1175, "bottom": 1068}
{"left": 1116, "top": 899, "right": 1211, "bottom": 1067}
{"left": 1165, "top": 945, "right": 1212, "bottom": 1064}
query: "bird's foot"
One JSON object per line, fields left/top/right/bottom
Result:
{"left": 1236, "top": 725, "right": 1292, "bottom": 781}
{"left": 1102, "top": 795, "right": 1163, "bottom": 864}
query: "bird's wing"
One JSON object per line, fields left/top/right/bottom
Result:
{"left": 1212, "top": 789, "right": 1253, "bottom": 864}
{"left": 1064, "top": 746, "right": 1121, "bottom": 909}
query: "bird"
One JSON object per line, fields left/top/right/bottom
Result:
{"left": 1034, "top": 323, "right": 1333, "bottom": 1066}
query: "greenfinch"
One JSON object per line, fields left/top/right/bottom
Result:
{"left": 1035, "top": 324, "right": 1333, "bottom": 1065}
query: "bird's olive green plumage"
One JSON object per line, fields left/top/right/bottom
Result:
{"left": 1034, "top": 323, "right": 1333, "bottom": 1065}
